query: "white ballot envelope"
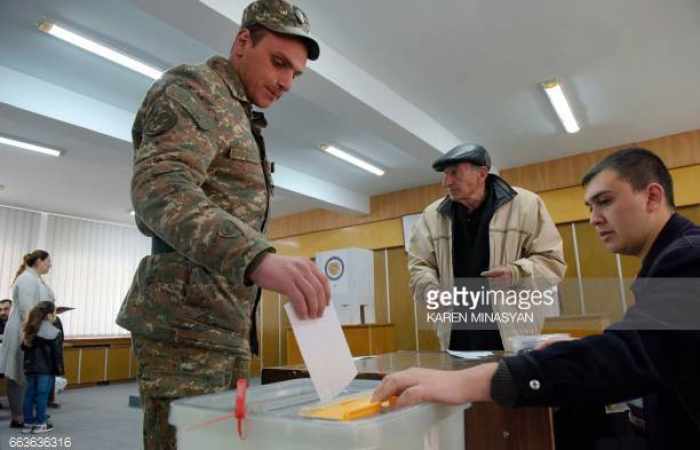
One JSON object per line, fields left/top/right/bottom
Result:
{"left": 285, "top": 303, "right": 358, "bottom": 402}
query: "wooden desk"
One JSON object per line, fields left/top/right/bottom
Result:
{"left": 63, "top": 336, "right": 136, "bottom": 387}
{"left": 262, "top": 351, "right": 554, "bottom": 450}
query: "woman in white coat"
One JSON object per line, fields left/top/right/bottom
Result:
{"left": 0, "top": 250, "right": 55, "bottom": 428}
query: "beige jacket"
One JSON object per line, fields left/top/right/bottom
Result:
{"left": 408, "top": 177, "right": 566, "bottom": 351}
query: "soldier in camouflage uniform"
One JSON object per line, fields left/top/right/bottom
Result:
{"left": 116, "top": 1, "right": 329, "bottom": 448}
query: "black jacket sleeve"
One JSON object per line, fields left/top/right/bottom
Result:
{"left": 500, "top": 330, "right": 662, "bottom": 407}
{"left": 495, "top": 239, "right": 700, "bottom": 409}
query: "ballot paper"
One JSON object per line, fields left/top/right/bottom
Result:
{"left": 446, "top": 350, "right": 494, "bottom": 360}
{"left": 285, "top": 303, "right": 358, "bottom": 402}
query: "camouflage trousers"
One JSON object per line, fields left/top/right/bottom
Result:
{"left": 132, "top": 336, "right": 250, "bottom": 450}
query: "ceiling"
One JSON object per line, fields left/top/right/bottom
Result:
{"left": 1, "top": 0, "right": 699, "bottom": 225}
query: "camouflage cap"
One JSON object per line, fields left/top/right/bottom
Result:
{"left": 242, "top": 0, "right": 320, "bottom": 60}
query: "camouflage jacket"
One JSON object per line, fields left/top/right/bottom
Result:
{"left": 116, "top": 56, "right": 274, "bottom": 353}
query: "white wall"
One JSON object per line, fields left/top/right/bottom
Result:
{"left": 0, "top": 205, "right": 149, "bottom": 336}
{"left": 0, "top": 206, "right": 41, "bottom": 299}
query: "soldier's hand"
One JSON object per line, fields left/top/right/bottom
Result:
{"left": 249, "top": 254, "right": 331, "bottom": 319}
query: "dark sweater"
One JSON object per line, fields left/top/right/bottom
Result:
{"left": 442, "top": 175, "right": 518, "bottom": 351}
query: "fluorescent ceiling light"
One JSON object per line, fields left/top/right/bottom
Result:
{"left": 0, "top": 136, "right": 62, "bottom": 157}
{"left": 38, "top": 21, "right": 163, "bottom": 80}
{"left": 541, "top": 79, "right": 580, "bottom": 134}
{"left": 321, "top": 145, "right": 385, "bottom": 176}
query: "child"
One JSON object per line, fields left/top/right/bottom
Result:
{"left": 20, "top": 301, "right": 64, "bottom": 434}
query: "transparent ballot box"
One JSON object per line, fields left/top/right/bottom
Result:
{"left": 170, "top": 378, "right": 469, "bottom": 450}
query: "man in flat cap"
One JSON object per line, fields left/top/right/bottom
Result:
{"left": 408, "top": 144, "right": 566, "bottom": 352}
{"left": 116, "top": 1, "right": 328, "bottom": 448}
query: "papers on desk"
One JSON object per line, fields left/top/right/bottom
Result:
{"left": 446, "top": 350, "right": 494, "bottom": 360}
{"left": 285, "top": 303, "right": 358, "bottom": 402}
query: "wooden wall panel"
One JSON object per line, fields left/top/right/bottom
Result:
{"left": 64, "top": 348, "right": 80, "bottom": 385}
{"left": 638, "top": 130, "right": 700, "bottom": 168}
{"left": 369, "top": 184, "right": 445, "bottom": 221}
{"left": 373, "top": 250, "right": 389, "bottom": 325}
{"left": 285, "top": 330, "right": 303, "bottom": 365}
{"left": 619, "top": 254, "right": 642, "bottom": 280}
{"left": 542, "top": 314, "right": 610, "bottom": 337}
{"left": 500, "top": 146, "right": 625, "bottom": 193}
{"left": 267, "top": 129, "right": 700, "bottom": 241}
{"left": 501, "top": 129, "right": 700, "bottom": 193}
{"left": 268, "top": 184, "right": 444, "bottom": 239}
{"left": 345, "top": 328, "right": 371, "bottom": 355}
{"left": 556, "top": 224, "right": 582, "bottom": 316}
{"left": 575, "top": 223, "right": 626, "bottom": 323}
{"left": 418, "top": 330, "right": 441, "bottom": 352}
{"left": 387, "top": 247, "right": 417, "bottom": 352}
{"left": 250, "top": 357, "right": 261, "bottom": 377}
{"left": 672, "top": 165, "right": 700, "bottom": 208}
{"left": 273, "top": 219, "right": 404, "bottom": 258}
{"left": 412, "top": 270, "right": 442, "bottom": 352}
{"left": 285, "top": 325, "right": 397, "bottom": 365}
{"left": 106, "top": 346, "right": 131, "bottom": 381}
{"left": 260, "top": 290, "right": 280, "bottom": 368}
{"left": 80, "top": 348, "right": 106, "bottom": 384}
{"left": 538, "top": 164, "right": 700, "bottom": 225}
{"left": 539, "top": 187, "right": 588, "bottom": 224}
{"left": 369, "top": 325, "right": 396, "bottom": 355}
{"left": 680, "top": 204, "right": 700, "bottom": 226}
{"left": 280, "top": 298, "right": 291, "bottom": 365}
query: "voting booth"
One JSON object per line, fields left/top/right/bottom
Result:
{"left": 315, "top": 248, "right": 375, "bottom": 325}
{"left": 170, "top": 378, "right": 467, "bottom": 450}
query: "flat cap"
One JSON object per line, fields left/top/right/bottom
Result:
{"left": 242, "top": 0, "right": 320, "bottom": 60}
{"left": 432, "top": 144, "right": 491, "bottom": 172}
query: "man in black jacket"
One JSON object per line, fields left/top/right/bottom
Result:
{"left": 373, "top": 148, "right": 700, "bottom": 449}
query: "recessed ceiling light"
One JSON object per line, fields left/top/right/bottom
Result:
{"left": 0, "top": 136, "right": 62, "bottom": 157}
{"left": 38, "top": 20, "right": 163, "bottom": 80}
{"left": 321, "top": 144, "right": 385, "bottom": 176}
{"left": 541, "top": 79, "right": 580, "bottom": 134}
{"left": 129, "top": 210, "right": 135, "bottom": 216}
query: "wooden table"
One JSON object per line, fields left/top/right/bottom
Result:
{"left": 262, "top": 351, "right": 554, "bottom": 450}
